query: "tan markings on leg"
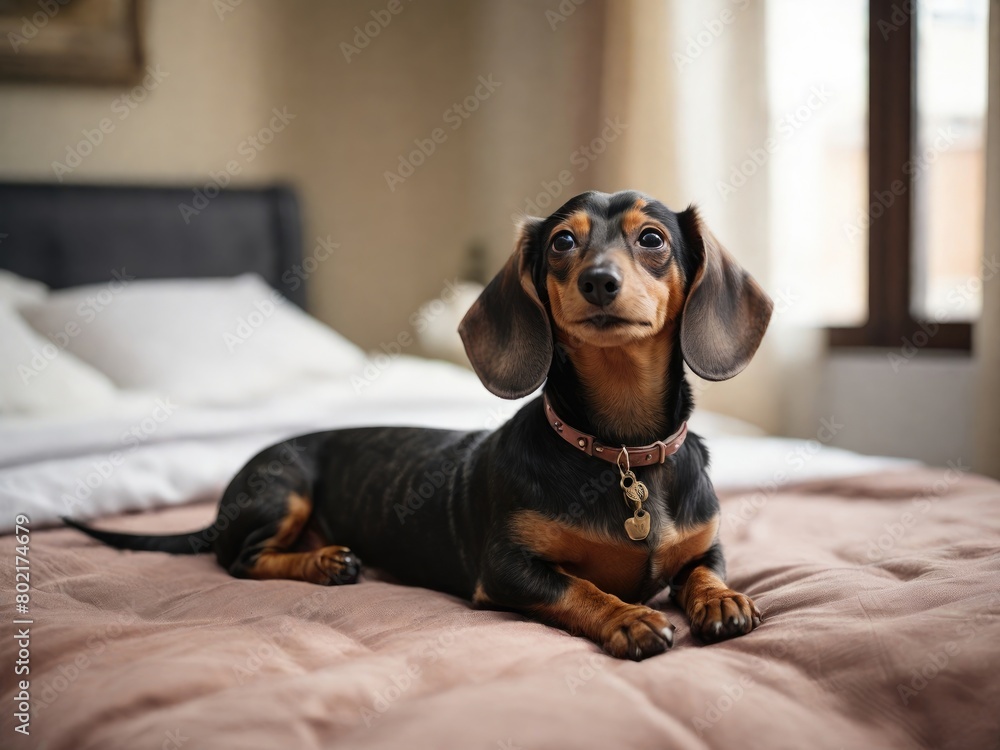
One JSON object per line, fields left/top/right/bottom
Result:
{"left": 242, "top": 492, "right": 356, "bottom": 584}
{"left": 677, "top": 566, "right": 729, "bottom": 611}
{"left": 534, "top": 574, "right": 673, "bottom": 659}
{"left": 248, "top": 545, "right": 355, "bottom": 584}
{"left": 265, "top": 491, "right": 312, "bottom": 550}
{"left": 679, "top": 566, "right": 761, "bottom": 643}
{"left": 510, "top": 509, "right": 648, "bottom": 602}
{"left": 472, "top": 580, "right": 492, "bottom": 606}
{"left": 651, "top": 515, "right": 720, "bottom": 583}
{"left": 507, "top": 509, "right": 674, "bottom": 658}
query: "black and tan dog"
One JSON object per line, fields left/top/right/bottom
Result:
{"left": 66, "top": 190, "right": 772, "bottom": 660}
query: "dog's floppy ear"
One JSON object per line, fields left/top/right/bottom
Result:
{"left": 459, "top": 218, "right": 552, "bottom": 399}
{"left": 678, "top": 206, "right": 773, "bottom": 381}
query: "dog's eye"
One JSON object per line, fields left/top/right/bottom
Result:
{"left": 552, "top": 232, "right": 576, "bottom": 253}
{"left": 638, "top": 230, "right": 664, "bottom": 249}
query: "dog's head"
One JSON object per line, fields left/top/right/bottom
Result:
{"left": 459, "top": 190, "right": 773, "bottom": 399}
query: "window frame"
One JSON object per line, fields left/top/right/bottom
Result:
{"left": 827, "top": 0, "right": 973, "bottom": 351}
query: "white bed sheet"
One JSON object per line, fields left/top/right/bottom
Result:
{"left": 0, "top": 356, "right": 913, "bottom": 533}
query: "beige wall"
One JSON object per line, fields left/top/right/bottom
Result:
{"left": 0, "top": 1, "right": 298, "bottom": 187}
{"left": 0, "top": 0, "right": 612, "bottom": 354}
{"left": 0, "top": 0, "right": 476, "bottom": 349}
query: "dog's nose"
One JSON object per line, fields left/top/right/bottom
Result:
{"left": 578, "top": 265, "right": 622, "bottom": 307}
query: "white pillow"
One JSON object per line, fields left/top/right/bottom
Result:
{"left": 19, "top": 274, "right": 366, "bottom": 406}
{"left": 0, "top": 269, "right": 48, "bottom": 307}
{"left": 0, "top": 273, "right": 120, "bottom": 416}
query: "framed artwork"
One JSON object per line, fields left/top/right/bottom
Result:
{"left": 0, "top": 0, "right": 144, "bottom": 85}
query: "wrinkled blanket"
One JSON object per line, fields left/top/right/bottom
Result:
{"left": 2, "top": 467, "right": 999, "bottom": 750}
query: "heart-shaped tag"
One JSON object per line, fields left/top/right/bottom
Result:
{"left": 624, "top": 509, "right": 650, "bottom": 541}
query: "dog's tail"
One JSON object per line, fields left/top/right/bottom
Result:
{"left": 61, "top": 517, "right": 215, "bottom": 555}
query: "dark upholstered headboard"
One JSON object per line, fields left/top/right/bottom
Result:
{"left": 0, "top": 182, "right": 306, "bottom": 308}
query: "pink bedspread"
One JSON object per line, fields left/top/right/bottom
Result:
{"left": 2, "top": 467, "right": 999, "bottom": 750}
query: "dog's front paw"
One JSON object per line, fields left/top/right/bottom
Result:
{"left": 602, "top": 606, "right": 675, "bottom": 661}
{"left": 689, "top": 591, "right": 761, "bottom": 643}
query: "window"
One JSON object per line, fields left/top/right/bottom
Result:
{"left": 913, "top": 0, "right": 990, "bottom": 323}
{"left": 830, "top": 0, "right": 989, "bottom": 349}
{"left": 767, "top": 0, "right": 989, "bottom": 348}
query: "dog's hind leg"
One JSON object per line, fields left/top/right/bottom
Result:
{"left": 228, "top": 491, "right": 361, "bottom": 585}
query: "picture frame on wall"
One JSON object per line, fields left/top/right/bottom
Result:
{"left": 0, "top": 0, "right": 144, "bottom": 85}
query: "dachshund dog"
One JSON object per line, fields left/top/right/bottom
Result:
{"left": 65, "top": 190, "right": 773, "bottom": 660}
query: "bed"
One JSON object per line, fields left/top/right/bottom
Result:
{"left": 1, "top": 182, "right": 998, "bottom": 750}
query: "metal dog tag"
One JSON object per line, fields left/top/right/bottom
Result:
{"left": 624, "top": 509, "right": 650, "bottom": 541}
{"left": 620, "top": 471, "right": 649, "bottom": 505}
{"left": 618, "top": 452, "right": 651, "bottom": 541}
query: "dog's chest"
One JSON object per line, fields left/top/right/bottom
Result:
{"left": 510, "top": 509, "right": 719, "bottom": 603}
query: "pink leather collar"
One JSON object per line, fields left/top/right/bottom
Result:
{"left": 542, "top": 392, "right": 688, "bottom": 467}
